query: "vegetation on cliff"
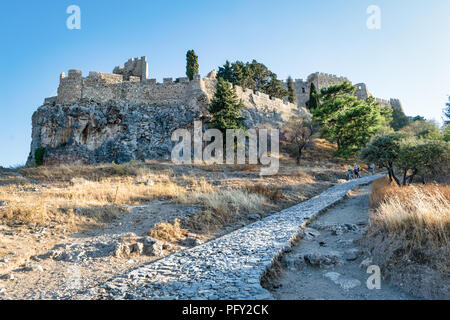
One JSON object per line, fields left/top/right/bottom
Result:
{"left": 311, "top": 81, "right": 391, "bottom": 158}
{"left": 186, "top": 49, "right": 199, "bottom": 81}
{"left": 208, "top": 77, "right": 245, "bottom": 132}
{"left": 217, "top": 60, "right": 287, "bottom": 99}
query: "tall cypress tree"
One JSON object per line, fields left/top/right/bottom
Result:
{"left": 307, "top": 82, "right": 319, "bottom": 110}
{"left": 445, "top": 97, "right": 450, "bottom": 124}
{"left": 208, "top": 78, "right": 245, "bottom": 132}
{"left": 186, "top": 50, "right": 199, "bottom": 81}
{"left": 287, "top": 76, "right": 298, "bottom": 104}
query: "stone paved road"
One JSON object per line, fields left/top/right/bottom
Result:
{"left": 87, "top": 174, "right": 383, "bottom": 300}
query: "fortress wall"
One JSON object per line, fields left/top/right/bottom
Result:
{"left": 57, "top": 70, "right": 83, "bottom": 104}
{"left": 56, "top": 70, "right": 195, "bottom": 105}
{"left": 201, "top": 77, "right": 301, "bottom": 123}
{"left": 122, "top": 81, "right": 190, "bottom": 104}
{"left": 308, "top": 72, "right": 349, "bottom": 91}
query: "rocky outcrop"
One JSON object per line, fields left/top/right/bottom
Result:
{"left": 27, "top": 62, "right": 307, "bottom": 166}
{"left": 27, "top": 102, "right": 202, "bottom": 165}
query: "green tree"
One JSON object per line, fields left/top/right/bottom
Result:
{"left": 400, "top": 119, "right": 442, "bottom": 140}
{"left": 444, "top": 124, "right": 450, "bottom": 142}
{"left": 217, "top": 60, "right": 287, "bottom": 99}
{"left": 286, "top": 76, "right": 298, "bottom": 104}
{"left": 208, "top": 78, "right": 245, "bottom": 132}
{"left": 445, "top": 97, "right": 450, "bottom": 124}
{"left": 360, "top": 133, "right": 406, "bottom": 185}
{"left": 361, "top": 133, "right": 450, "bottom": 185}
{"left": 397, "top": 138, "right": 449, "bottom": 185}
{"left": 390, "top": 107, "right": 410, "bottom": 130}
{"left": 218, "top": 60, "right": 233, "bottom": 83}
{"left": 312, "top": 82, "right": 391, "bottom": 157}
{"left": 306, "top": 82, "right": 319, "bottom": 110}
{"left": 34, "top": 147, "right": 46, "bottom": 166}
{"left": 186, "top": 50, "right": 199, "bottom": 81}
{"left": 281, "top": 114, "right": 318, "bottom": 165}
{"left": 410, "top": 115, "right": 426, "bottom": 122}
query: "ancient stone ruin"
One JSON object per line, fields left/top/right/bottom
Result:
{"left": 28, "top": 56, "right": 402, "bottom": 166}
{"left": 282, "top": 72, "right": 403, "bottom": 110}
{"left": 28, "top": 57, "right": 306, "bottom": 165}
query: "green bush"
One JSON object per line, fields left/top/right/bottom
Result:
{"left": 34, "top": 147, "right": 46, "bottom": 166}
{"left": 361, "top": 133, "right": 450, "bottom": 185}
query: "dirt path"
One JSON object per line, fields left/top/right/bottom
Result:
{"left": 269, "top": 184, "right": 416, "bottom": 300}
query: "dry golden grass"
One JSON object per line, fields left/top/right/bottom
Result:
{"left": 1, "top": 154, "right": 343, "bottom": 236}
{"left": 1, "top": 163, "right": 270, "bottom": 234}
{"left": 370, "top": 177, "right": 450, "bottom": 208}
{"left": 19, "top": 162, "right": 149, "bottom": 182}
{"left": 200, "top": 189, "right": 267, "bottom": 215}
{"left": 149, "top": 218, "right": 189, "bottom": 242}
{"left": 243, "top": 184, "right": 283, "bottom": 202}
{"left": 181, "top": 189, "right": 268, "bottom": 233}
{"left": 368, "top": 177, "right": 450, "bottom": 251}
{"left": 0, "top": 172, "right": 188, "bottom": 228}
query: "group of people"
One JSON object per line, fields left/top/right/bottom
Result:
{"left": 346, "top": 163, "right": 375, "bottom": 180}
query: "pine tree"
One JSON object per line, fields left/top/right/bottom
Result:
{"left": 208, "top": 78, "right": 245, "bottom": 132}
{"left": 445, "top": 97, "right": 450, "bottom": 124}
{"left": 312, "top": 82, "right": 391, "bottom": 158}
{"left": 307, "top": 82, "right": 319, "bottom": 110}
{"left": 287, "top": 76, "right": 298, "bottom": 104}
{"left": 216, "top": 59, "right": 287, "bottom": 99}
{"left": 186, "top": 50, "right": 199, "bottom": 81}
{"left": 390, "top": 107, "right": 410, "bottom": 130}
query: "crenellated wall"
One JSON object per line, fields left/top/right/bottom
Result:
{"left": 54, "top": 67, "right": 303, "bottom": 124}
{"left": 32, "top": 62, "right": 306, "bottom": 165}
{"left": 56, "top": 69, "right": 205, "bottom": 106}
{"left": 33, "top": 56, "right": 402, "bottom": 166}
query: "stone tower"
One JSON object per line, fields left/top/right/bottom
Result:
{"left": 113, "top": 56, "right": 148, "bottom": 81}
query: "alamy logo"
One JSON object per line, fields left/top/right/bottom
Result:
{"left": 171, "top": 121, "right": 279, "bottom": 176}
{"left": 366, "top": 265, "right": 381, "bottom": 290}
{"left": 366, "top": 5, "right": 381, "bottom": 30}
{"left": 66, "top": 5, "right": 81, "bottom": 30}
{"left": 66, "top": 265, "right": 81, "bottom": 290}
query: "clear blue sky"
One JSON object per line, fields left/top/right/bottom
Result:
{"left": 0, "top": 0, "right": 449, "bottom": 167}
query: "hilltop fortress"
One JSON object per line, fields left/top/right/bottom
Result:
{"left": 28, "top": 57, "right": 303, "bottom": 165}
{"left": 27, "top": 56, "right": 402, "bottom": 165}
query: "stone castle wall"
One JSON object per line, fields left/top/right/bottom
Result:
{"left": 30, "top": 60, "right": 304, "bottom": 165}
{"left": 283, "top": 73, "right": 349, "bottom": 108}
{"left": 113, "top": 56, "right": 148, "bottom": 80}
{"left": 201, "top": 76, "right": 303, "bottom": 126}
{"left": 56, "top": 70, "right": 200, "bottom": 106}
{"left": 30, "top": 56, "right": 401, "bottom": 166}
{"left": 284, "top": 72, "right": 400, "bottom": 110}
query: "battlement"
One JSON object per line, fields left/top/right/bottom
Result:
{"left": 307, "top": 72, "right": 350, "bottom": 90}
{"left": 113, "top": 56, "right": 148, "bottom": 81}
{"left": 56, "top": 67, "right": 204, "bottom": 105}
{"left": 205, "top": 77, "right": 301, "bottom": 121}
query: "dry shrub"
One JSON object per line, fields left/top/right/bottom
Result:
{"left": 243, "top": 184, "right": 283, "bottom": 202}
{"left": 365, "top": 180, "right": 450, "bottom": 298}
{"left": 368, "top": 185, "right": 450, "bottom": 249}
{"left": 370, "top": 177, "right": 450, "bottom": 208}
{"left": 0, "top": 173, "right": 188, "bottom": 228}
{"left": 202, "top": 189, "right": 266, "bottom": 215}
{"left": 149, "top": 218, "right": 189, "bottom": 242}
{"left": 19, "top": 162, "right": 149, "bottom": 182}
{"left": 230, "top": 164, "right": 260, "bottom": 172}
{"left": 182, "top": 189, "right": 268, "bottom": 233}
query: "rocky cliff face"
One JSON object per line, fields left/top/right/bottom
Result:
{"left": 27, "top": 102, "right": 202, "bottom": 165}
